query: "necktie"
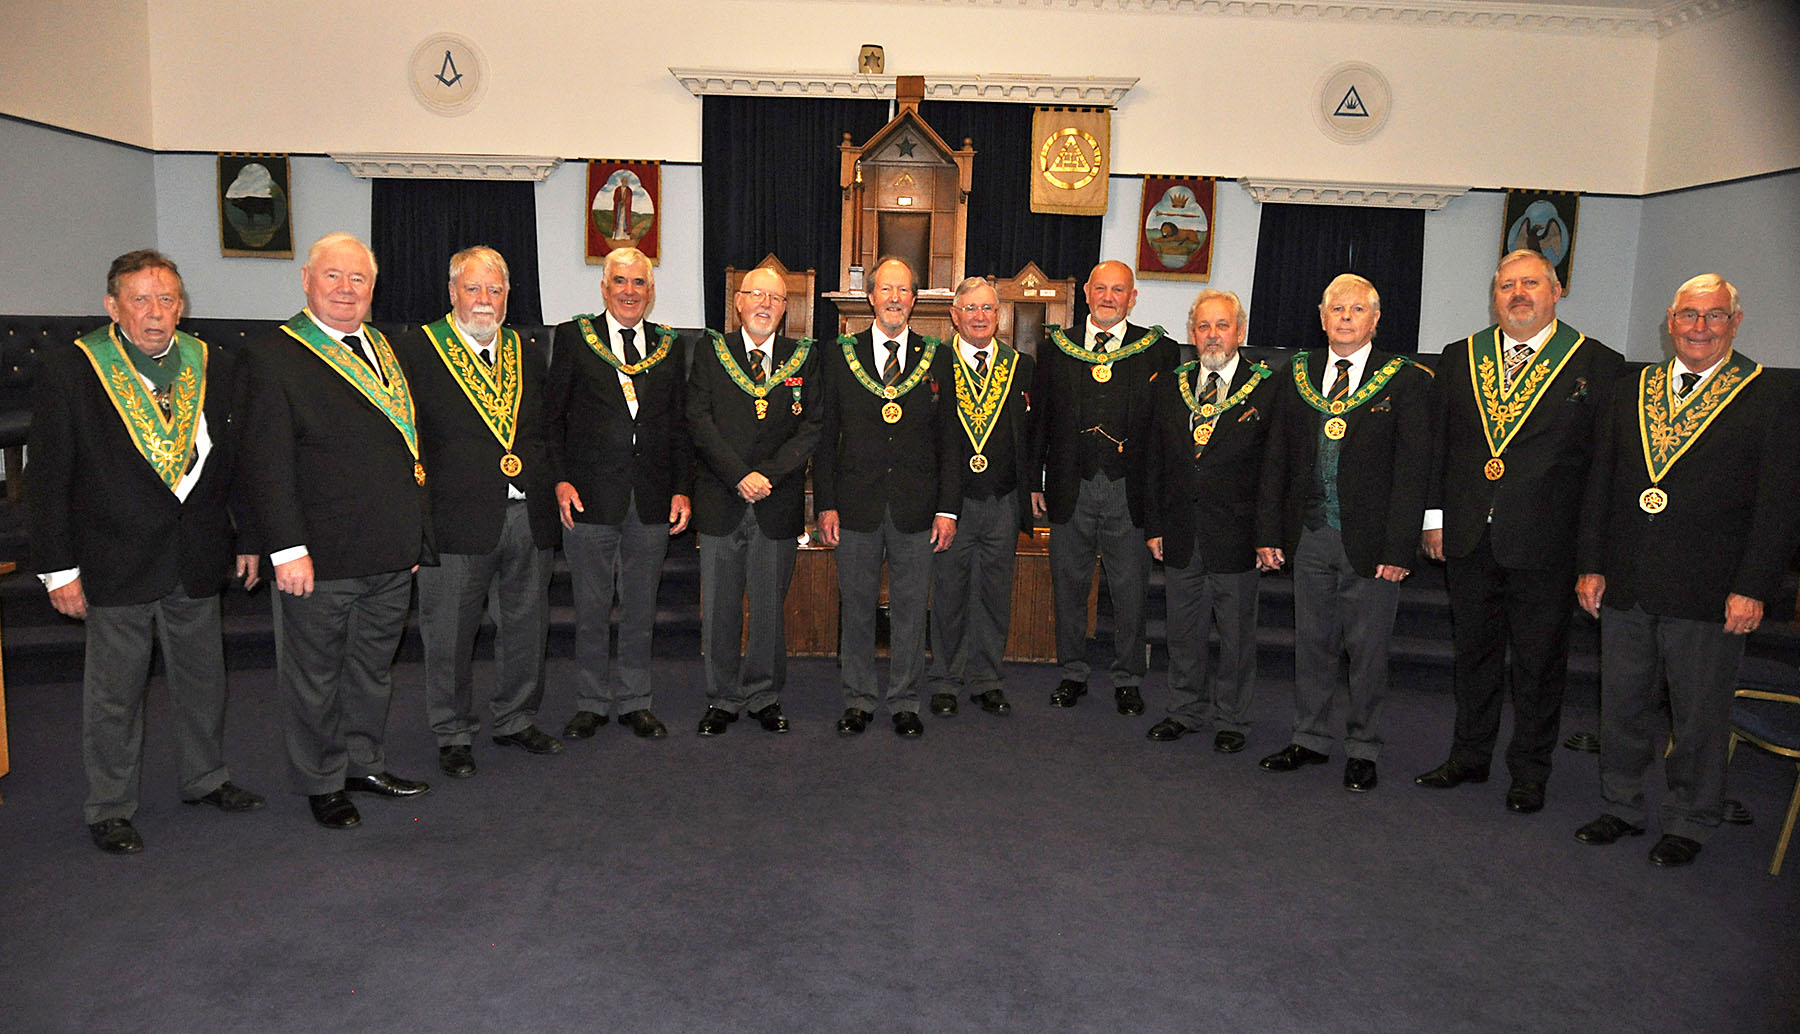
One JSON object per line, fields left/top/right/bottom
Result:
{"left": 343, "top": 334, "right": 379, "bottom": 379}
{"left": 882, "top": 342, "right": 902, "bottom": 386}
{"left": 1503, "top": 342, "right": 1534, "bottom": 388}
{"left": 620, "top": 327, "right": 640, "bottom": 366}
{"left": 1677, "top": 371, "right": 1700, "bottom": 400}
{"left": 476, "top": 345, "right": 493, "bottom": 369}
{"left": 1094, "top": 330, "right": 1112, "bottom": 352}
{"left": 1193, "top": 370, "right": 1221, "bottom": 456}
{"left": 747, "top": 347, "right": 767, "bottom": 384}
{"left": 973, "top": 349, "right": 989, "bottom": 385}
{"left": 1329, "top": 358, "right": 1353, "bottom": 401}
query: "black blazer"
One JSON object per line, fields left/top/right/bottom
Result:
{"left": 944, "top": 344, "right": 1036, "bottom": 534}
{"left": 1576, "top": 356, "right": 1800, "bottom": 622}
{"left": 236, "top": 318, "right": 432, "bottom": 580}
{"left": 1428, "top": 325, "right": 1623, "bottom": 568}
{"left": 1028, "top": 320, "right": 1179, "bottom": 525}
{"left": 543, "top": 317, "right": 694, "bottom": 528}
{"left": 1140, "top": 358, "right": 1279, "bottom": 574}
{"left": 813, "top": 330, "right": 961, "bottom": 534}
{"left": 26, "top": 334, "right": 244, "bottom": 606}
{"left": 1256, "top": 347, "right": 1434, "bottom": 577}
{"left": 393, "top": 323, "right": 559, "bottom": 553}
{"left": 687, "top": 331, "right": 823, "bottom": 539}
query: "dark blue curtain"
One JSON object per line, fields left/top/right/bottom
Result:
{"left": 1248, "top": 203, "right": 1424, "bottom": 354}
{"left": 918, "top": 100, "right": 1103, "bottom": 291}
{"left": 700, "top": 95, "right": 890, "bottom": 332}
{"left": 369, "top": 178, "right": 543, "bottom": 326}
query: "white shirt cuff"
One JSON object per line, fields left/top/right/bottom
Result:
{"left": 39, "top": 568, "right": 79, "bottom": 591}
{"left": 270, "top": 545, "right": 310, "bottom": 566}
{"left": 1421, "top": 509, "right": 1444, "bottom": 532}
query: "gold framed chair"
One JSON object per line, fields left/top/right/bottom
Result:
{"left": 1727, "top": 684, "right": 1800, "bottom": 875}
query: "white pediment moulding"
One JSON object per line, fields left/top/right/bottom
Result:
{"left": 786, "top": 0, "right": 1750, "bottom": 37}
{"left": 670, "top": 69, "right": 1137, "bottom": 106}
{"left": 330, "top": 154, "right": 563, "bottom": 181}
{"left": 1239, "top": 178, "right": 1470, "bottom": 209}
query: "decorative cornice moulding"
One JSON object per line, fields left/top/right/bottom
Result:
{"left": 670, "top": 68, "right": 1137, "bottom": 106}
{"left": 330, "top": 153, "right": 562, "bottom": 181}
{"left": 1239, "top": 177, "right": 1470, "bottom": 209}
{"left": 788, "top": 0, "right": 1752, "bottom": 37}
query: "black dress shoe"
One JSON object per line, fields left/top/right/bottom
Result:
{"left": 1115, "top": 686, "right": 1146, "bottom": 716}
{"left": 438, "top": 745, "right": 476, "bottom": 778}
{"left": 308, "top": 791, "right": 361, "bottom": 829}
{"left": 1574, "top": 813, "right": 1646, "bottom": 845}
{"left": 619, "top": 709, "right": 669, "bottom": 739}
{"left": 837, "top": 708, "right": 872, "bottom": 735}
{"left": 1413, "top": 760, "right": 1490, "bottom": 789}
{"left": 697, "top": 706, "right": 738, "bottom": 737}
{"left": 970, "top": 689, "right": 1012, "bottom": 716}
{"left": 88, "top": 817, "right": 144, "bottom": 854}
{"left": 929, "top": 693, "right": 959, "bottom": 717}
{"left": 1259, "top": 743, "right": 1330, "bottom": 772}
{"left": 1649, "top": 833, "right": 1702, "bottom": 868}
{"left": 1146, "top": 718, "right": 1192, "bottom": 742}
{"left": 343, "top": 772, "right": 433, "bottom": 798}
{"left": 1049, "top": 679, "right": 1087, "bottom": 708}
{"left": 1505, "top": 779, "right": 1547, "bottom": 814}
{"left": 893, "top": 711, "right": 924, "bottom": 738}
{"left": 562, "top": 710, "right": 608, "bottom": 739}
{"left": 493, "top": 726, "right": 565, "bottom": 755}
{"left": 1344, "top": 758, "right": 1379, "bottom": 792}
{"left": 183, "top": 781, "right": 267, "bottom": 812}
{"left": 1214, "top": 730, "right": 1247, "bottom": 754}
{"left": 750, "top": 703, "right": 790, "bottom": 734}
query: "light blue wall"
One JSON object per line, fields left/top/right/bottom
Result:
{"left": 0, "top": 119, "right": 156, "bottom": 315}
{"left": 1629, "top": 170, "right": 1800, "bottom": 365}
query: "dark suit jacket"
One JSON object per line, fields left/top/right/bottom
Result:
{"left": 944, "top": 344, "right": 1036, "bottom": 534}
{"left": 236, "top": 318, "right": 432, "bottom": 580}
{"left": 1428, "top": 324, "right": 1622, "bottom": 568}
{"left": 1141, "top": 358, "right": 1279, "bottom": 574}
{"left": 543, "top": 317, "right": 694, "bottom": 528}
{"left": 26, "top": 332, "right": 244, "bottom": 606}
{"left": 1576, "top": 355, "right": 1800, "bottom": 622}
{"left": 1256, "top": 347, "right": 1434, "bottom": 578}
{"left": 687, "top": 330, "right": 823, "bottom": 539}
{"left": 813, "top": 329, "right": 961, "bottom": 534}
{"left": 392, "top": 322, "right": 559, "bottom": 553}
{"left": 1028, "top": 320, "right": 1179, "bottom": 525}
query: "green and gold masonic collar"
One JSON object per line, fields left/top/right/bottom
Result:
{"left": 282, "top": 311, "right": 423, "bottom": 482}
{"left": 76, "top": 324, "right": 207, "bottom": 491}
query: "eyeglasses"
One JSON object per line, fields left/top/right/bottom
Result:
{"left": 956, "top": 303, "right": 996, "bottom": 315}
{"left": 1671, "top": 308, "right": 1734, "bottom": 329}
{"left": 737, "top": 289, "right": 786, "bottom": 304}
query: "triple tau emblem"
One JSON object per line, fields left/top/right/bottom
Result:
{"left": 1039, "top": 128, "right": 1103, "bottom": 190}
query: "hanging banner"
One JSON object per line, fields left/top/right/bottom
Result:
{"left": 586, "top": 160, "right": 661, "bottom": 265}
{"left": 1136, "top": 176, "right": 1216, "bottom": 281}
{"left": 1031, "top": 107, "right": 1110, "bottom": 216}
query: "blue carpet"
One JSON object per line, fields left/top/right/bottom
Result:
{"left": 1, "top": 649, "right": 1797, "bottom": 1034}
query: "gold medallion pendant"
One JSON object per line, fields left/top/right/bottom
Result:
{"left": 1323, "top": 417, "right": 1348, "bottom": 440}
{"left": 755, "top": 398, "right": 769, "bottom": 420}
{"left": 500, "top": 453, "right": 523, "bottom": 478}
{"left": 1193, "top": 424, "right": 1213, "bottom": 446}
{"left": 1483, "top": 457, "right": 1505, "bottom": 481}
{"left": 414, "top": 462, "right": 428, "bottom": 486}
{"left": 792, "top": 401, "right": 803, "bottom": 416}
{"left": 969, "top": 453, "right": 988, "bottom": 474}
{"left": 1091, "top": 363, "right": 1113, "bottom": 383}
{"left": 882, "top": 401, "right": 904, "bottom": 423}
{"left": 1639, "top": 486, "right": 1668, "bottom": 514}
